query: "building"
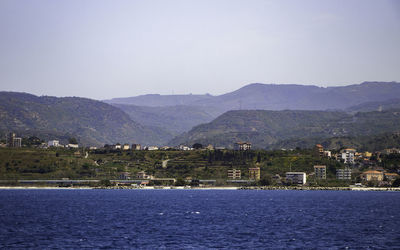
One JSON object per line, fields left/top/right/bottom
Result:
{"left": 384, "top": 172, "right": 399, "bottom": 181}
{"left": 314, "top": 165, "right": 326, "bottom": 179}
{"left": 136, "top": 171, "right": 153, "bottom": 179}
{"left": 315, "top": 144, "right": 324, "bottom": 157}
{"left": 206, "top": 144, "right": 214, "bottom": 150}
{"left": 248, "top": 168, "right": 260, "bottom": 180}
{"left": 67, "top": 144, "right": 79, "bottom": 148}
{"left": 234, "top": 142, "right": 252, "bottom": 151}
{"left": 122, "top": 144, "right": 130, "bottom": 150}
{"left": 6, "top": 133, "right": 22, "bottom": 148}
{"left": 115, "top": 143, "right": 122, "bottom": 149}
{"left": 286, "top": 172, "right": 307, "bottom": 185}
{"left": 227, "top": 169, "right": 241, "bottom": 179}
{"left": 323, "top": 151, "right": 332, "bottom": 157}
{"left": 362, "top": 170, "right": 384, "bottom": 182}
{"left": 48, "top": 140, "right": 60, "bottom": 147}
{"left": 132, "top": 144, "right": 141, "bottom": 150}
{"left": 341, "top": 148, "right": 356, "bottom": 164}
{"left": 336, "top": 168, "right": 352, "bottom": 180}
{"left": 119, "top": 172, "right": 131, "bottom": 180}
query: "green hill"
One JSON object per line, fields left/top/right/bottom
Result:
{"left": 0, "top": 92, "right": 170, "bottom": 146}
{"left": 169, "top": 109, "right": 400, "bottom": 149}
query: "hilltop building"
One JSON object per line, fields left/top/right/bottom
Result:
{"left": 122, "top": 144, "right": 130, "bottom": 150}
{"left": 6, "top": 133, "right": 21, "bottom": 148}
{"left": 336, "top": 168, "right": 352, "bottom": 180}
{"left": 248, "top": 167, "right": 260, "bottom": 180}
{"left": 234, "top": 142, "right": 252, "bottom": 151}
{"left": 314, "top": 165, "right": 326, "bottom": 179}
{"left": 227, "top": 169, "right": 241, "bottom": 179}
{"left": 286, "top": 172, "right": 307, "bottom": 185}
{"left": 132, "top": 144, "right": 141, "bottom": 150}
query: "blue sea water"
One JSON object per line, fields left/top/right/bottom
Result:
{"left": 0, "top": 189, "right": 399, "bottom": 249}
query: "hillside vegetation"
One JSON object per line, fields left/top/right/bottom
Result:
{"left": 170, "top": 109, "right": 400, "bottom": 149}
{"left": 0, "top": 92, "right": 169, "bottom": 146}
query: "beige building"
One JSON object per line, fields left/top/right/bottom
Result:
{"left": 362, "top": 170, "right": 384, "bottom": 181}
{"left": 314, "top": 165, "right": 326, "bottom": 179}
{"left": 227, "top": 169, "right": 241, "bottom": 179}
{"left": 248, "top": 168, "right": 260, "bottom": 180}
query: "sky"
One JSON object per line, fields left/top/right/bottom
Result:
{"left": 0, "top": 0, "right": 399, "bottom": 99}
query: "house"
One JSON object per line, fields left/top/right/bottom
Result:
{"left": 323, "top": 151, "right": 332, "bottom": 157}
{"left": 122, "top": 144, "right": 130, "bottom": 150}
{"left": 147, "top": 146, "right": 159, "bottom": 151}
{"left": 136, "top": 171, "right": 153, "bottom": 179}
{"left": 362, "top": 170, "right": 384, "bottom": 181}
{"left": 227, "top": 169, "right": 241, "bottom": 179}
{"left": 341, "top": 148, "right": 356, "bottom": 164}
{"left": 234, "top": 142, "right": 252, "bottom": 151}
{"left": 132, "top": 144, "right": 141, "bottom": 150}
{"left": 336, "top": 168, "right": 352, "bottom": 180}
{"left": 67, "top": 144, "right": 79, "bottom": 148}
{"left": 6, "top": 133, "right": 22, "bottom": 148}
{"left": 48, "top": 140, "right": 60, "bottom": 147}
{"left": 314, "top": 165, "right": 326, "bottom": 179}
{"left": 115, "top": 143, "right": 122, "bottom": 149}
{"left": 315, "top": 144, "right": 324, "bottom": 157}
{"left": 206, "top": 144, "right": 214, "bottom": 150}
{"left": 119, "top": 172, "right": 131, "bottom": 180}
{"left": 286, "top": 172, "right": 307, "bottom": 185}
{"left": 248, "top": 168, "right": 260, "bottom": 180}
{"left": 178, "top": 145, "right": 192, "bottom": 151}
{"left": 384, "top": 172, "right": 399, "bottom": 181}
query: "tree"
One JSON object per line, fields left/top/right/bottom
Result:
{"left": 69, "top": 137, "right": 78, "bottom": 144}
{"left": 175, "top": 177, "right": 186, "bottom": 186}
{"left": 392, "top": 178, "right": 400, "bottom": 187}
{"left": 192, "top": 143, "right": 203, "bottom": 149}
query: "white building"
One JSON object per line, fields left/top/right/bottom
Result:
{"left": 48, "top": 140, "right": 60, "bottom": 147}
{"left": 286, "top": 172, "right": 307, "bottom": 185}
{"left": 336, "top": 168, "right": 352, "bottom": 180}
{"left": 67, "top": 144, "right": 79, "bottom": 148}
{"left": 341, "top": 148, "right": 356, "bottom": 164}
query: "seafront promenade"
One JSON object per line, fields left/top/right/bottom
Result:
{"left": 1, "top": 186, "right": 400, "bottom": 191}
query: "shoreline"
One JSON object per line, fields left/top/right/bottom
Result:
{"left": 0, "top": 186, "right": 399, "bottom": 191}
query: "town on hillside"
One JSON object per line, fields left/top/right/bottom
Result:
{"left": 1, "top": 132, "right": 400, "bottom": 189}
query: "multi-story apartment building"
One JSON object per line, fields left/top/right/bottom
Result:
{"left": 314, "top": 165, "right": 326, "bottom": 179}
{"left": 227, "top": 169, "right": 241, "bottom": 179}
{"left": 248, "top": 168, "right": 260, "bottom": 180}
{"left": 286, "top": 172, "right": 307, "bottom": 185}
{"left": 336, "top": 168, "right": 352, "bottom": 180}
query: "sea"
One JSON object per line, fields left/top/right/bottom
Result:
{"left": 0, "top": 189, "right": 399, "bottom": 249}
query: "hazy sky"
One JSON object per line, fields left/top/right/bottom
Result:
{"left": 1, "top": 0, "right": 399, "bottom": 99}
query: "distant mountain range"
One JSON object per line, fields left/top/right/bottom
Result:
{"left": 0, "top": 92, "right": 169, "bottom": 146}
{"left": 105, "top": 81, "right": 400, "bottom": 112}
{"left": 104, "top": 81, "right": 400, "bottom": 139}
{"left": 2, "top": 81, "right": 400, "bottom": 147}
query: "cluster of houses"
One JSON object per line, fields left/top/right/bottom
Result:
{"left": 47, "top": 140, "right": 79, "bottom": 149}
